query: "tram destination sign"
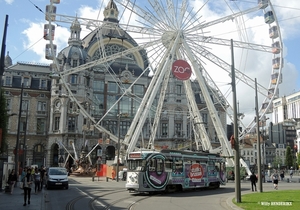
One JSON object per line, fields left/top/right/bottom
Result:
{"left": 172, "top": 60, "right": 192, "bottom": 80}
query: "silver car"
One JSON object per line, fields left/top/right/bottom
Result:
{"left": 45, "top": 167, "right": 69, "bottom": 189}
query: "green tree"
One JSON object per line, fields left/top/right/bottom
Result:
{"left": 285, "top": 146, "right": 293, "bottom": 169}
{"left": 296, "top": 152, "right": 300, "bottom": 170}
{"left": 272, "top": 155, "right": 282, "bottom": 168}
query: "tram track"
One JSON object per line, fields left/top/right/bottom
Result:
{"left": 65, "top": 189, "right": 127, "bottom": 210}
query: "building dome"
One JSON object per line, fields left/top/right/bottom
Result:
{"left": 57, "top": 45, "right": 88, "bottom": 66}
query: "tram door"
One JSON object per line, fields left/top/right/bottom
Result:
{"left": 145, "top": 154, "right": 169, "bottom": 190}
{"left": 218, "top": 162, "right": 226, "bottom": 184}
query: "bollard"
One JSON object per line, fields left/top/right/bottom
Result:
{"left": 92, "top": 175, "right": 95, "bottom": 182}
{"left": 286, "top": 178, "right": 289, "bottom": 183}
{"left": 298, "top": 178, "right": 300, "bottom": 183}
{"left": 106, "top": 177, "right": 109, "bottom": 182}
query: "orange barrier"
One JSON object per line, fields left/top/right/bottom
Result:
{"left": 96, "top": 164, "right": 107, "bottom": 177}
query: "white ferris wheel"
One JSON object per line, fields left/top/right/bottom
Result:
{"left": 44, "top": 0, "right": 283, "bottom": 168}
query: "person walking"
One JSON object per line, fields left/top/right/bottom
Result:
{"left": 289, "top": 167, "right": 294, "bottom": 181}
{"left": 249, "top": 172, "right": 257, "bottom": 191}
{"left": 280, "top": 170, "right": 284, "bottom": 181}
{"left": 23, "top": 168, "right": 33, "bottom": 206}
{"left": 40, "top": 166, "right": 46, "bottom": 190}
{"left": 8, "top": 169, "right": 18, "bottom": 194}
{"left": 33, "top": 167, "right": 41, "bottom": 193}
{"left": 272, "top": 170, "right": 279, "bottom": 190}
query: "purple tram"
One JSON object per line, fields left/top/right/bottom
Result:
{"left": 125, "top": 149, "right": 226, "bottom": 193}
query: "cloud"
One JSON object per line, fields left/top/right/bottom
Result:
{"left": 22, "top": 21, "right": 69, "bottom": 64}
{"left": 4, "top": 0, "right": 14, "bottom": 4}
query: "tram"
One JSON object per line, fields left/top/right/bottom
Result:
{"left": 125, "top": 149, "right": 226, "bottom": 193}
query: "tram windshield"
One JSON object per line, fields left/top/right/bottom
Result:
{"left": 127, "top": 160, "right": 147, "bottom": 171}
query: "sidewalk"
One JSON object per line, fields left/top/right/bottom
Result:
{"left": 0, "top": 182, "right": 44, "bottom": 210}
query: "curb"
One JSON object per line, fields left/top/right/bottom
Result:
{"left": 226, "top": 196, "right": 244, "bottom": 210}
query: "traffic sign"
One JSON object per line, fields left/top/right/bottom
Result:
{"left": 172, "top": 60, "right": 192, "bottom": 80}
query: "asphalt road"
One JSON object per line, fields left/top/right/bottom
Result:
{"left": 42, "top": 175, "right": 300, "bottom": 210}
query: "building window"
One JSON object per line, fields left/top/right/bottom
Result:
{"left": 72, "top": 60, "right": 78, "bottom": 68}
{"left": 162, "top": 123, "right": 168, "bottom": 136}
{"left": 37, "top": 101, "right": 47, "bottom": 112}
{"left": 40, "top": 79, "right": 47, "bottom": 89}
{"left": 34, "top": 144, "right": 44, "bottom": 153}
{"left": 86, "top": 77, "right": 90, "bottom": 87}
{"left": 120, "top": 121, "right": 130, "bottom": 136}
{"left": 23, "top": 77, "right": 30, "bottom": 87}
{"left": 93, "top": 80, "right": 104, "bottom": 92}
{"left": 202, "top": 113, "right": 208, "bottom": 124}
{"left": 133, "top": 84, "right": 144, "bottom": 95}
{"left": 70, "top": 74, "right": 78, "bottom": 84}
{"left": 20, "top": 117, "right": 27, "bottom": 132}
{"left": 6, "top": 99, "right": 11, "bottom": 110}
{"left": 68, "top": 116, "right": 76, "bottom": 132}
{"left": 37, "top": 118, "right": 46, "bottom": 134}
{"left": 175, "top": 123, "right": 182, "bottom": 136}
{"left": 54, "top": 116, "right": 60, "bottom": 131}
{"left": 176, "top": 85, "right": 182, "bottom": 95}
{"left": 5, "top": 76, "right": 12, "bottom": 86}
{"left": 108, "top": 82, "right": 118, "bottom": 93}
{"left": 22, "top": 100, "right": 29, "bottom": 111}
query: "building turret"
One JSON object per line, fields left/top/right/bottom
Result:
{"left": 103, "top": 0, "right": 119, "bottom": 23}
{"left": 5, "top": 51, "right": 12, "bottom": 67}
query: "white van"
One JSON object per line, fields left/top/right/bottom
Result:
{"left": 45, "top": 167, "right": 69, "bottom": 189}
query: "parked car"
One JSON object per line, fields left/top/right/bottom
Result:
{"left": 45, "top": 167, "right": 69, "bottom": 189}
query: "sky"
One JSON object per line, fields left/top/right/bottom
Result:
{"left": 1, "top": 0, "right": 300, "bottom": 127}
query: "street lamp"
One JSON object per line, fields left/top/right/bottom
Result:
{"left": 116, "top": 112, "right": 121, "bottom": 182}
{"left": 15, "top": 83, "right": 24, "bottom": 175}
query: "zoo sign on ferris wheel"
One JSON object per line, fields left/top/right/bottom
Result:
{"left": 172, "top": 60, "right": 192, "bottom": 80}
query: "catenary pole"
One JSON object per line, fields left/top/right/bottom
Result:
{"left": 231, "top": 39, "right": 241, "bottom": 203}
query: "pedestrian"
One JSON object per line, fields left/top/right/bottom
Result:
{"left": 34, "top": 167, "right": 41, "bottom": 193}
{"left": 40, "top": 165, "right": 46, "bottom": 190}
{"left": 8, "top": 169, "right": 18, "bottom": 194}
{"left": 23, "top": 168, "right": 33, "bottom": 206}
{"left": 249, "top": 172, "right": 257, "bottom": 191}
{"left": 20, "top": 167, "right": 27, "bottom": 189}
{"left": 280, "top": 170, "right": 284, "bottom": 181}
{"left": 272, "top": 170, "right": 279, "bottom": 190}
{"left": 289, "top": 167, "right": 293, "bottom": 180}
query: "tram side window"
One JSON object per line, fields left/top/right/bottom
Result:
{"left": 174, "top": 159, "right": 183, "bottom": 173}
{"left": 157, "top": 159, "right": 164, "bottom": 172}
{"left": 149, "top": 159, "right": 155, "bottom": 171}
{"left": 128, "top": 160, "right": 146, "bottom": 171}
{"left": 165, "top": 159, "right": 173, "bottom": 171}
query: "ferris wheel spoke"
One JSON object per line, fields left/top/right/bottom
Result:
{"left": 115, "top": 0, "right": 167, "bottom": 31}
{"left": 189, "top": 45, "right": 269, "bottom": 97}
{"left": 148, "top": 0, "right": 176, "bottom": 29}
{"left": 185, "top": 5, "right": 261, "bottom": 33}
{"left": 187, "top": 34, "right": 277, "bottom": 53}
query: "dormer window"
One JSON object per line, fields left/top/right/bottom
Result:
{"left": 72, "top": 60, "right": 78, "bottom": 68}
